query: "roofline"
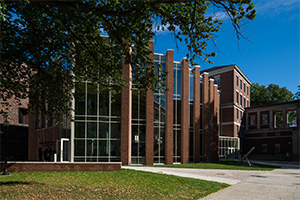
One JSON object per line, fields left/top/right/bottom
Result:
{"left": 246, "top": 100, "right": 299, "bottom": 110}
{"left": 202, "top": 64, "right": 252, "bottom": 85}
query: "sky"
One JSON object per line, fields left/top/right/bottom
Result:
{"left": 153, "top": 0, "right": 300, "bottom": 95}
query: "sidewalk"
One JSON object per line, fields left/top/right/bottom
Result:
{"left": 122, "top": 162, "right": 300, "bottom": 200}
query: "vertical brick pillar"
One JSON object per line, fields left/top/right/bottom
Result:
{"left": 28, "top": 112, "right": 38, "bottom": 161}
{"left": 212, "top": 85, "right": 220, "bottom": 162}
{"left": 165, "top": 50, "right": 174, "bottom": 164}
{"left": 257, "top": 111, "right": 260, "bottom": 130}
{"left": 202, "top": 73, "right": 209, "bottom": 162}
{"left": 269, "top": 110, "right": 273, "bottom": 129}
{"left": 209, "top": 79, "right": 214, "bottom": 162}
{"left": 181, "top": 58, "right": 189, "bottom": 164}
{"left": 246, "top": 112, "right": 249, "bottom": 130}
{"left": 121, "top": 56, "right": 132, "bottom": 165}
{"left": 146, "top": 42, "right": 154, "bottom": 165}
{"left": 282, "top": 109, "right": 287, "bottom": 128}
{"left": 193, "top": 66, "right": 201, "bottom": 163}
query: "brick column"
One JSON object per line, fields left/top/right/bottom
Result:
{"left": 269, "top": 110, "right": 273, "bottom": 129}
{"left": 257, "top": 111, "right": 260, "bottom": 130}
{"left": 165, "top": 50, "right": 174, "bottom": 164}
{"left": 212, "top": 85, "right": 220, "bottom": 162}
{"left": 181, "top": 58, "right": 189, "bottom": 164}
{"left": 282, "top": 109, "right": 287, "bottom": 128}
{"left": 193, "top": 66, "right": 201, "bottom": 163}
{"left": 246, "top": 112, "right": 249, "bottom": 130}
{"left": 121, "top": 57, "right": 132, "bottom": 165}
{"left": 202, "top": 72, "right": 209, "bottom": 162}
{"left": 145, "top": 42, "right": 154, "bottom": 165}
{"left": 209, "top": 79, "right": 214, "bottom": 162}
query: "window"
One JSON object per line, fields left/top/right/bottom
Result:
{"left": 236, "top": 92, "right": 239, "bottom": 104}
{"left": 274, "top": 144, "right": 281, "bottom": 153}
{"left": 247, "top": 86, "right": 249, "bottom": 95}
{"left": 240, "top": 80, "right": 242, "bottom": 89}
{"left": 19, "top": 108, "right": 27, "bottom": 124}
{"left": 240, "top": 111, "right": 242, "bottom": 119}
{"left": 262, "top": 144, "right": 268, "bottom": 153}
{"left": 244, "top": 83, "right": 246, "bottom": 92}
{"left": 237, "top": 109, "right": 239, "bottom": 119}
{"left": 244, "top": 98, "right": 246, "bottom": 108}
{"left": 262, "top": 114, "right": 268, "bottom": 125}
{"left": 240, "top": 95, "right": 243, "bottom": 106}
{"left": 214, "top": 76, "right": 220, "bottom": 87}
{"left": 247, "top": 100, "right": 249, "bottom": 107}
{"left": 287, "top": 110, "right": 297, "bottom": 127}
{"left": 250, "top": 115, "right": 256, "bottom": 126}
{"left": 236, "top": 76, "right": 239, "bottom": 86}
{"left": 236, "top": 125, "right": 239, "bottom": 136}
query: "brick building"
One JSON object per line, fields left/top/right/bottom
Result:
{"left": 28, "top": 48, "right": 221, "bottom": 165}
{"left": 0, "top": 97, "right": 29, "bottom": 161}
{"left": 243, "top": 101, "right": 300, "bottom": 160}
{"left": 203, "top": 64, "right": 251, "bottom": 137}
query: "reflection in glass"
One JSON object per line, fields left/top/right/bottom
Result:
{"left": 75, "top": 122, "right": 85, "bottom": 138}
{"left": 87, "top": 139, "right": 97, "bottom": 156}
{"left": 87, "top": 83, "right": 97, "bottom": 115}
{"left": 111, "top": 123, "right": 121, "bottom": 138}
{"left": 99, "top": 122, "right": 109, "bottom": 138}
{"left": 87, "top": 122, "right": 97, "bottom": 138}
{"left": 74, "top": 140, "right": 85, "bottom": 156}
{"left": 75, "top": 82, "right": 85, "bottom": 115}
{"left": 99, "top": 88, "right": 109, "bottom": 116}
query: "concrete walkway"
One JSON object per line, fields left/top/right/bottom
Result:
{"left": 122, "top": 162, "right": 300, "bottom": 200}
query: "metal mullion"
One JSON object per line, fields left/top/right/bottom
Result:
{"left": 108, "top": 90, "right": 111, "bottom": 162}
{"left": 84, "top": 82, "right": 87, "bottom": 162}
{"left": 97, "top": 84, "right": 99, "bottom": 161}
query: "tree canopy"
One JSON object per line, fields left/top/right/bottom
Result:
{"left": 0, "top": 0, "right": 256, "bottom": 117}
{"left": 250, "top": 83, "right": 294, "bottom": 106}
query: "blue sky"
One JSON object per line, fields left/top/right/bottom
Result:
{"left": 153, "top": 0, "right": 299, "bottom": 95}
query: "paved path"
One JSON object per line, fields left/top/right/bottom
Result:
{"left": 122, "top": 162, "right": 300, "bottom": 200}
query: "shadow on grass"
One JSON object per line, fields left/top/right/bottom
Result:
{"left": 0, "top": 181, "right": 42, "bottom": 186}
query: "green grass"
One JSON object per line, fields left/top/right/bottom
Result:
{"left": 0, "top": 169, "right": 228, "bottom": 199}
{"left": 147, "top": 160, "right": 279, "bottom": 171}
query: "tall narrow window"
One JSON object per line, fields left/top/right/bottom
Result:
{"left": 236, "top": 76, "right": 239, "bottom": 86}
{"left": 240, "top": 80, "right": 242, "bottom": 89}
{"left": 236, "top": 92, "right": 239, "bottom": 104}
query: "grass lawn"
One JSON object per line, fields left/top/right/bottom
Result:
{"left": 0, "top": 169, "right": 228, "bottom": 199}
{"left": 148, "top": 160, "right": 280, "bottom": 171}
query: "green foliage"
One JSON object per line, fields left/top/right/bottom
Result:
{"left": 0, "top": 0, "right": 256, "bottom": 118}
{"left": 0, "top": 170, "right": 228, "bottom": 199}
{"left": 250, "top": 83, "right": 294, "bottom": 106}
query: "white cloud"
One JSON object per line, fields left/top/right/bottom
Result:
{"left": 254, "top": 0, "right": 299, "bottom": 16}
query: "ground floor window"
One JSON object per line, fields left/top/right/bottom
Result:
{"left": 219, "top": 136, "right": 240, "bottom": 159}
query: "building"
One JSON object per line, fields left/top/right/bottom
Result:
{"left": 0, "top": 97, "right": 29, "bottom": 161}
{"left": 202, "top": 65, "right": 251, "bottom": 159}
{"left": 243, "top": 101, "right": 300, "bottom": 160}
{"left": 28, "top": 47, "right": 221, "bottom": 165}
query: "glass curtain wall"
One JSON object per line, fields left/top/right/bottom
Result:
{"left": 189, "top": 70, "right": 194, "bottom": 162}
{"left": 173, "top": 62, "right": 182, "bottom": 163}
{"left": 74, "top": 81, "right": 121, "bottom": 162}
{"left": 131, "top": 88, "right": 146, "bottom": 164}
{"left": 153, "top": 54, "right": 166, "bottom": 164}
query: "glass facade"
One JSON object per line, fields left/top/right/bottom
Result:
{"left": 153, "top": 54, "right": 166, "bottom": 164}
{"left": 74, "top": 82, "right": 121, "bottom": 162}
{"left": 173, "top": 62, "right": 182, "bottom": 163}
{"left": 131, "top": 88, "right": 146, "bottom": 164}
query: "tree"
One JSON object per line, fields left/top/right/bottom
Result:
{"left": 250, "top": 83, "right": 294, "bottom": 106}
{"left": 0, "top": 0, "right": 256, "bottom": 118}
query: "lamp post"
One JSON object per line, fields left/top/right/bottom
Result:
{"left": 2, "top": 119, "right": 9, "bottom": 175}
